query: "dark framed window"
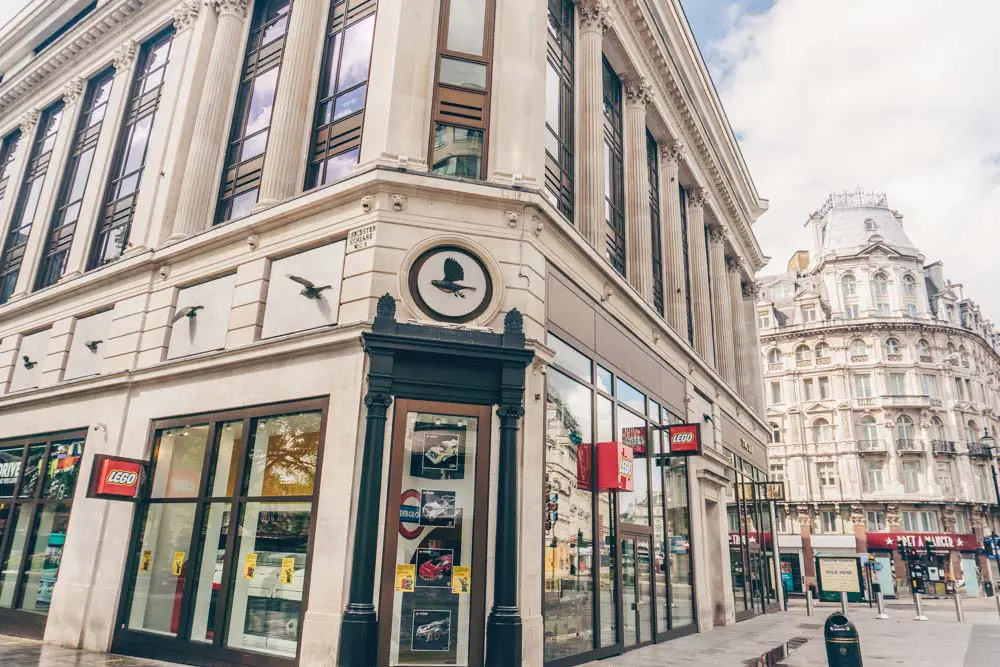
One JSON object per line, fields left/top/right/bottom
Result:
{"left": 704, "top": 225, "right": 715, "bottom": 359}
{"left": 119, "top": 399, "right": 326, "bottom": 661}
{"left": 35, "top": 69, "right": 115, "bottom": 290}
{"left": 647, "top": 130, "right": 663, "bottom": 315}
{"left": 305, "top": 0, "right": 376, "bottom": 190}
{"left": 429, "top": 0, "right": 496, "bottom": 180}
{"left": 0, "top": 130, "right": 22, "bottom": 209}
{"left": 0, "top": 431, "right": 86, "bottom": 616}
{"left": 215, "top": 0, "right": 291, "bottom": 224}
{"left": 679, "top": 185, "right": 693, "bottom": 345}
{"left": 89, "top": 28, "right": 174, "bottom": 269}
{"left": 544, "top": 0, "right": 574, "bottom": 220}
{"left": 601, "top": 58, "right": 625, "bottom": 276}
{"left": 0, "top": 102, "right": 64, "bottom": 303}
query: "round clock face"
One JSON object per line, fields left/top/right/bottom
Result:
{"left": 409, "top": 246, "right": 493, "bottom": 323}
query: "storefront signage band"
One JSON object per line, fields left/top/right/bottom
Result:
{"left": 86, "top": 454, "right": 147, "bottom": 500}
{"left": 865, "top": 532, "right": 978, "bottom": 552}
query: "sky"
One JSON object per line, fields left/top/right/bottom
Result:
{"left": 0, "top": 0, "right": 29, "bottom": 31}
{"left": 680, "top": 0, "right": 1000, "bottom": 318}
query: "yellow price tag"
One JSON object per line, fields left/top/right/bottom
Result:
{"left": 280, "top": 557, "right": 295, "bottom": 585}
{"left": 244, "top": 553, "right": 257, "bottom": 579}
{"left": 171, "top": 551, "right": 185, "bottom": 576}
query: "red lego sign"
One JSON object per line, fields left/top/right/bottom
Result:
{"left": 596, "top": 442, "right": 633, "bottom": 491}
{"left": 667, "top": 423, "right": 702, "bottom": 456}
{"left": 87, "top": 454, "right": 146, "bottom": 500}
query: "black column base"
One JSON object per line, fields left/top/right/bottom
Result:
{"left": 338, "top": 603, "right": 378, "bottom": 667}
{"left": 485, "top": 605, "right": 522, "bottom": 667}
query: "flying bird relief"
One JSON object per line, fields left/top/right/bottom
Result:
{"left": 431, "top": 257, "right": 476, "bottom": 298}
{"left": 287, "top": 273, "right": 332, "bottom": 299}
{"left": 84, "top": 340, "right": 103, "bottom": 352}
{"left": 23, "top": 355, "right": 37, "bottom": 369}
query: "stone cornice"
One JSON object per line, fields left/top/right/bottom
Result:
{"left": 0, "top": 0, "right": 154, "bottom": 120}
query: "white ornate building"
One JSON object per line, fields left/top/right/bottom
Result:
{"left": 758, "top": 191, "right": 1000, "bottom": 598}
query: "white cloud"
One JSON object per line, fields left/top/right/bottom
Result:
{"left": 710, "top": 0, "right": 1000, "bottom": 316}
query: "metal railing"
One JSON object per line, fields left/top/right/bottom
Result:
{"left": 968, "top": 443, "right": 992, "bottom": 458}
{"left": 919, "top": 355, "right": 934, "bottom": 363}
{"left": 896, "top": 439, "right": 925, "bottom": 453}
{"left": 931, "top": 440, "right": 957, "bottom": 454}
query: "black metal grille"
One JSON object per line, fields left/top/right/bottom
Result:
{"left": 305, "top": 0, "right": 377, "bottom": 189}
{"left": 602, "top": 58, "right": 625, "bottom": 276}
{"left": 544, "top": 0, "right": 574, "bottom": 221}
{"left": 89, "top": 28, "right": 174, "bottom": 269}
{"left": 36, "top": 68, "right": 115, "bottom": 289}
{"left": 647, "top": 130, "right": 663, "bottom": 315}
{"left": 215, "top": 0, "right": 291, "bottom": 224}
{"left": 0, "top": 102, "right": 64, "bottom": 303}
{"left": 679, "top": 185, "right": 694, "bottom": 345}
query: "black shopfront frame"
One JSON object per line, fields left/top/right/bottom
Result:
{"left": 542, "top": 328, "right": 697, "bottom": 667}
{"left": 112, "top": 397, "right": 329, "bottom": 667}
{"left": 728, "top": 456, "right": 781, "bottom": 622}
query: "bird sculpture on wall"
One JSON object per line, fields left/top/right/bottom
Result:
{"left": 431, "top": 258, "right": 475, "bottom": 298}
{"left": 172, "top": 305, "right": 204, "bottom": 323}
{"left": 23, "top": 355, "right": 37, "bottom": 369}
{"left": 287, "top": 274, "right": 332, "bottom": 300}
{"left": 84, "top": 340, "right": 103, "bottom": 352}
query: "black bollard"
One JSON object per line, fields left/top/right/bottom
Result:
{"left": 824, "top": 612, "right": 863, "bottom": 667}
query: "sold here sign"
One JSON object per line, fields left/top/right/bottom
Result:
{"left": 87, "top": 454, "right": 147, "bottom": 500}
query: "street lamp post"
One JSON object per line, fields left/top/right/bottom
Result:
{"left": 981, "top": 429, "right": 1000, "bottom": 599}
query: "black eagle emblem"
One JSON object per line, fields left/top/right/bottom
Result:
{"left": 430, "top": 257, "right": 477, "bottom": 298}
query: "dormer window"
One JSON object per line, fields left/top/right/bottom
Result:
{"left": 864, "top": 218, "right": 876, "bottom": 232}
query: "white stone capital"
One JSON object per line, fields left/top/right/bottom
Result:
{"left": 61, "top": 77, "right": 85, "bottom": 106}
{"left": 113, "top": 40, "right": 138, "bottom": 73}
{"left": 173, "top": 0, "right": 202, "bottom": 32}
{"left": 213, "top": 0, "right": 251, "bottom": 19}
{"left": 688, "top": 187, "right": 708, "bottom": 210}
{"left": 623, "top": 75, "right": 652, "bottom": 108}
{"left": 578, "top": 0, "right": 611, "bottom": 33}
{"left": 661, "top": 139, "right": 684, "bottom": 165}
{"left": 19, "top": 108, "right": 40, "bottom": 134}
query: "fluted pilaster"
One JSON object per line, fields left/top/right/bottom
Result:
{"left": 687, "top": 188, "right": 714, "bottom": 364}
{"left": 729, "top": 258, "right": 751, "bottom": 400}
{"left": 170, "top": 0, "right": 250, "bottom": 240}
{"left": 255, "top": 0, "right": 329, "bottom": 207}
{"left": 575, "top": 0, "right": 610, "bottom": 251}
{"left": 709, "top": 228, "right": 736, "bottom": 381}
{"left": 623, "top": 76, "right": 653, "bottom": 301}
{"left": 660, "top": 141, "right": 687, "bottom": 333}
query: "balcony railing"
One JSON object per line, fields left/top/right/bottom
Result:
{"left": 796, "top": 359, "right": 812, "bottom": 368}
{"left": 767, "top": 363, "right": 783, "bottom": 372}
{"left": 885, "top": 394, "right": 931, "bottom": 407}
{"left": 887, "top": 353, "right": 904, "bottom": 362}
{"left": 968, "top": 443, "right": 992, "bottom": 458}
{"left": 930, "top": 398, "right": 943, "bottom": 407}
{"left": 854, "top": 397, "right": 876, "bottom": 408}
{"left": 816, "top": 356, "right": 832, "bottom": 365}
{"left": 948, "top": 358, "right": 959, "bottom": 367}
{"left": 850, "top": 354, "right": 870, "bottom": 363}
{"left": 895, "top": 439, "right": 925, "bottom": 453}
{"left": 920, "top": 355, "right": 933, "bottom": 363}
{"left": 858, "top": 439, "right": 887, "bottom": 453}
{"left": 931, "top": 440, "right": 957, "bottom": 455}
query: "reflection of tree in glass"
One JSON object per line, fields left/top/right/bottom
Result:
{"left": 255, "top": 414, "right": 319, "bottom": 496}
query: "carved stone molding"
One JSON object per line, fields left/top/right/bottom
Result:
{"left": 688, "top": 187, "right": 708, "bottom": 209}
{"left": 708, "top": 225, "right": 727, "bottom": 246}
{"left": 112, "top": 40, "right": 138, "bottom": 73}
{"left": 850, "top": 504, "right": 866, "bottom": 526}
{"left": 214, "top": 0, "right": 251, "bottom": 19}
{"left": 19, "top": 108, "right": 40, "bottom": 133}
{"left": 796, "top": 505, "right": 812, "bottom": 527}
{"left": 61, "top": 77, "right": 84, "bottom": 105}
{"left": 728, "top": 256, "right": 745, "bottom": 274}
{"left": 623, "top": 76, "right": 653, "bottom": 108}
{"left": 390, "top": 194, "right": 407, "bottom": 212}
{"left": 173, "top": 0, "right": 201, "bottom": 32}
{"left": 577, "top": 0, "right": 611, "bottom": 32}
{"left": 660, "top": 140, "right": 684, "bottom": 165}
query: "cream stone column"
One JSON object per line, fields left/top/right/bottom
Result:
{"left": 60, "top": 41, "right": 138, "bottom": 280}
{"left": 708, "top": 227, "right": 735, "bottom": 382}
{"left": 742, "top": 282, "right": 765, "bottom": 413}
{"left": 729, "top": 258, "right": 752, "bottom": 400}
{"left": 575, "top": 0, "right": 610, "bottom": 251}
{"left": 11, "top": 80, "right": 85, "bottom": 299}
{"left": 254, "top": 0, "right": 330, "bottom": 208}
{"left": 687, "top": 188, "right": 714, "bottom": 365}
{"left": 170, "top": 0, "right": 251, "bottom": 240}
{"left": 659, "top": 141, "right": 686, "bottom": 332}
{"left": 622, "top": 76, "right": 653, "bottom": 302}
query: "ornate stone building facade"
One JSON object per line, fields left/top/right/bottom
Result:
{"left": 758, "top": 191, "right": 1000, "bottom": 598}
{"left": 0, "top": 1, "right": 771, "bottom": 666}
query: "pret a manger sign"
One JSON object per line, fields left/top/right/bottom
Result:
{"left": 666, "top": 423, "right": 702, "bottom": 456}
{"left": 87, "top": 454, "right": 147, "bottom": 500}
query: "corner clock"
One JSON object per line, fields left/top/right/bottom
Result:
{"left": 409, "top": 245, "right": 493, "bottom": 323}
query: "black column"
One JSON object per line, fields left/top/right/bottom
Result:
{"left": 486, "top": 398, "right": 524, "bottom": 666}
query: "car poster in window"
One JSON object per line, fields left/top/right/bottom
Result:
{"left": 410, "top": 423, "right": 466, "bottom": 480}
{"left": 415, "top": 547, "right": 454, "bottom": 588}
{"left": 420, "top": 489, "right": 457, "bottom": 527}
{"left": 411, "top": 609, "right": 451, "bottom": 652}
{"left": 0, "top": 448, "right": 22, "bottom": 497}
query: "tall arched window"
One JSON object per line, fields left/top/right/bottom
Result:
{"left": 931, "top": 416, "right": 946, "bottom": 442}
{"left": 947, "top": 342, "right": 956, "bottom": 357}
{"left": 767, "top": 348, "right": 782, "bottom": 365}
{"left": 769, "top": 422, "right": 781, "bottom": 443}
{"left": 812, "top": 418, "right": 832, "bottom": 443}
{"left": 903, "top": 274, "right": 916, "bottom": 297}
{"left": 859, "top": 415, "right": 878, "bottom": 445}
{"left": 872, "top": 273, "right": 889, "bottom": 296}
{"left": 896, "top": 415, "right": 915, "bottom": 443}
{"left": 850, "top": 339, "right": 868, "bottom": 358}
{"left": 795, "top": 344, "right": 811, "bottom": 362}
{"left": 967, "top": 420, "right": 979, "bottom": 444}
{"left": 884, "top": 338, "right": 901, "bottom": 357}
{"left": 841, "top": 274, "right": 856, "bottom": 297}
{"left": 917, "top": 339, "right": 931, "bottom": 360}
{"left": 959, "top": 345, "right": 970, "bottom": 368}
{"left": 815, "top": 341, "right": 831, "bottom": 360}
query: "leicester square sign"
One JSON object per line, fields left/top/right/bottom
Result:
{"left": 865, "top": 532, "right": 979, "bottom": 553}
{"left": 87, "top": 454, "right": 147, "bottom": 500}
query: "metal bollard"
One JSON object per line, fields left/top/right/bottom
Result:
{"left": 840, "top": 591, "right": 849, "bottom": 616}
{"left": 824, "top": 612, "right": 863, "bottom": 667}
{"left": 995, "top": 585, "right": 1000, "bottom": 621}
{"left": 953, "top": 592, "right": 965, "bottom": 623}
{"left": 913, "top": 592, "right": 929, "bottom": 621}
{"left": 875, "top": 591, "right": 889, "bottom": 620}
{"left": 806, "top": 588, "right": 814, "bottom": 616}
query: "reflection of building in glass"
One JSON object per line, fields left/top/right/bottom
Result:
{"left": 431, "top": 125, "right": 484, "bottom": 179}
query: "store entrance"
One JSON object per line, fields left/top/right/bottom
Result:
{"left": 377, "top": 400, "right": 492, "bottom": 667}
{"left": 618, "top": 532, "right": 654, "bottom": 649}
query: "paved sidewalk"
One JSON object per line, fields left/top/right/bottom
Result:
{"left": 585, "top": 597, "right": 1000, "bottom": 666}
{"left": 0, "top": 635, "right": 177, "bottom": 667}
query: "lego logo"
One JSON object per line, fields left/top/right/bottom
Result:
{"left": 672, "top": 432, "right": 694, "bottom": 443}
{"left": 106, "top": 470, "right": 137, "bottom": 486}
{"left": 619, "top": 459, "right": 633, "bottom": 476}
